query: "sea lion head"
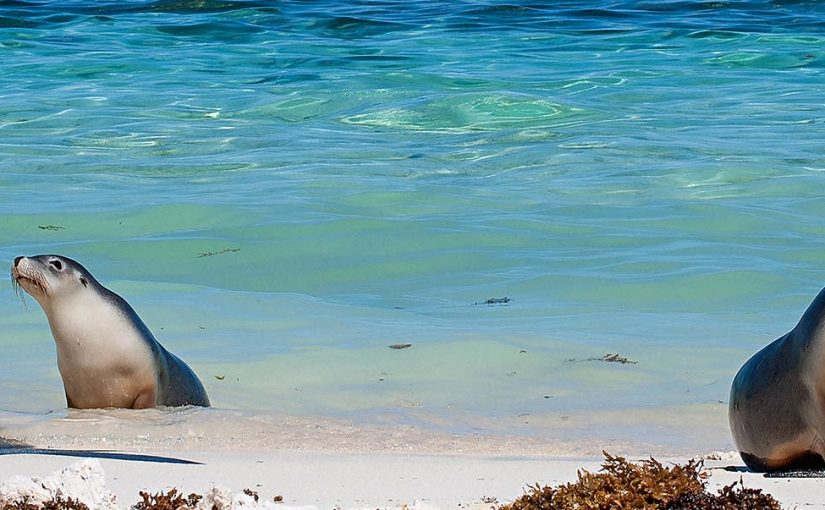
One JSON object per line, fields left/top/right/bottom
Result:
{"left": 11, "top": 255, "right": 96, "bottom": 307}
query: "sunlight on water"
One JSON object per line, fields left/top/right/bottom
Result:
{"left": 1, "top": 0, "right": 825, "bottom": 454}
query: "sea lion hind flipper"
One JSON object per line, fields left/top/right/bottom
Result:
{"left": 742, "top": 450, "right": 825, "bottom": 474}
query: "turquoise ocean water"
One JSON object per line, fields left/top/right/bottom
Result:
{"left": 1, "top": 0, "right": 825, "bottom": 455}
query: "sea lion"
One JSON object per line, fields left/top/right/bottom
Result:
{"left": 729, "top": 287, "right": 825, "bottom": 472}
{"left": 10, "top": 255, "right": 210, "bottom": 409}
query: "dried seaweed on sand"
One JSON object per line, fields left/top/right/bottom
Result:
{"left": 500, "top": 452, "right": 781, "bottom": 510}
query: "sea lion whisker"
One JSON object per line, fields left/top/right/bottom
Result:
{"left": 10, "top": 269, "right": 28, "bottom": 308}
{"left": 33, "top": 271, "right": 50, "bottom": 293}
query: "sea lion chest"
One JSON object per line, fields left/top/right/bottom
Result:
{"left": 45, "top": 296, "right": 158, "bottom": 408}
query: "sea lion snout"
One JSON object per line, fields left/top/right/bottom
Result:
{"left": 11, "top": 255, "right": 33, "bottom": 282}
{"left": 11, "top": 255, "right": 51, "bottom": 303}
{"left": 12, "top": 256, "right": 38, "bottom": 276}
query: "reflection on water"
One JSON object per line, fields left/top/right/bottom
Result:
{"left": 1, "top": 0, "right": 824, "bottom": 454}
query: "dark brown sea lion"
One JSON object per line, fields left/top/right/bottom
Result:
{"left": 730, "top": 288, "right": 825, "bottom": 472}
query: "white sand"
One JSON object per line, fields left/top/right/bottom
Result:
{"left": 0, "top": 407, "right": 814, "bottom": 508}
{"left": 0, "top": 449, "right": 823, "bottom": 510}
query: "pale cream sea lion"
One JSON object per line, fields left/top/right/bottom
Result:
{"left": 729, "top": 288, "right": 825, "bottom": 472}
{"left": 11, "top": 255, "right": 210, "bottom": 409}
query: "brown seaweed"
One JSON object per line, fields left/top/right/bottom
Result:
{"left": 565, "top": 353, "right": 638, "bottom": 365}
{"left": 134, "top": 489, "right": 202, "bottom": 510}
{"left": 501, "top": 452, "right": 781, "bottom": 510}
{"left": 1, "top": 496, "right": 89, "bottom": 510}
{"left": 197, "top": 248, "right": 240, "bottom": 258}
{"left": 474, "top": 297, "right": 511, "bottom": 305}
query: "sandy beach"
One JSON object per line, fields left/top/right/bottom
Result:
{"left": 2, "top": 401, "right": 804, "bottom": 508}
{"left": 1, "top": 447, "right": 823, "bottom": 510}
{"left": 4, "top": 1, "right": 825, "bottom": 508}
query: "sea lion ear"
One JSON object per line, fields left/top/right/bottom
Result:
{"left": 80, "top": 276, "right": 88, "bottom": 288}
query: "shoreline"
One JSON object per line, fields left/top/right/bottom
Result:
{"left": 0, "top": 396, "right": 817, "bottom": 509}
{"left": 1, "top": 448, "right": 823, "bottom": 510}
{"left": 6, "top": 409, "right": 807, "bottom": 509}
{"left": 0, "top": 450, "right": 607, "bottom": 509}
{"left": 0, "top": 403, "right": 731, "bottom": 459}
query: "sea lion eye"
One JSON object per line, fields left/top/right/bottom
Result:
{"left": 80, "top": 276, "right": 88, "bottom": 288}
{"left": 49, "top": 259, "right": 63, "bottom": 271}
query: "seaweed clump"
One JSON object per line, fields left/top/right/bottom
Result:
{"left": 134, "top": 489, "right": 202, "bottom": 510}
{"left": 0, "top": 496, "right": 89, "bottom": 510}
{"left": 501, "top": 452, "right": 781, "bottom": 510}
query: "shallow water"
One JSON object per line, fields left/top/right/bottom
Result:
{"left": 1, "top": 0, "right": 825, "bottom": 454}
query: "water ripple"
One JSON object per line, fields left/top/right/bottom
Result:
{"left": 1, "top": 0, "right": 825, "bottom": 451}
